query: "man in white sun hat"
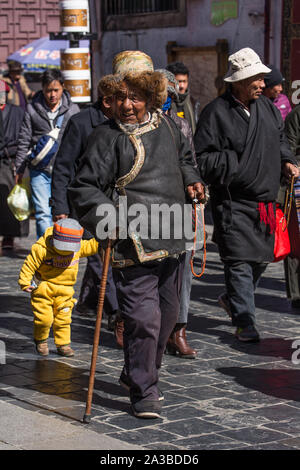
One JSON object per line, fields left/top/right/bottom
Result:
{"left": 194, "top": 47, "right": 299, "bottom": 343}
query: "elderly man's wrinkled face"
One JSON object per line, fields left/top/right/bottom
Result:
{"left": 112, "top": 83, "right": 148, "bottom": 124}
{"left": 242, "top": 74, "right": 266, "bottom": 101}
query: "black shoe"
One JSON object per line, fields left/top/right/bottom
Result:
{"left": 119, "top": 376, "right": 130, "bottom": 392}
{"left": 132, "top": 400, "right": 162, "bottom": 419}
{"left": 119, "top": 376, "right": 164, "bottom": 401}
{"left": 291, "top": 299, "right": 300, "bottom": 310}
{"left": 235, "top": 325, "right": 260, "bottom": 343}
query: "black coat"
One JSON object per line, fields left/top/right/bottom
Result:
{"left": 194, "top": 91, "right": 296, "bottom": 262}
{"left": 0, "top": 109, "right": 4, "bottom": 155}
{"left": 1, "top": 104, "right": 24, "bottom": 158}
{"left": 50, "top": 102, "right": 105, "bottom": 216}
{"left": 68, "top": 113, "right": 201, "bottom": 266}
{"left": 0, "top": 104, "right": 29, "bottom": 237}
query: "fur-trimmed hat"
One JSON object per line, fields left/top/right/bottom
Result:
{"left": 112, "top": 50, "right": 154, "bottom": 75}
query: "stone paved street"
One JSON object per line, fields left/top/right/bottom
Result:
{"left": 1, "top": 219, "right": 300, "bottom": 450}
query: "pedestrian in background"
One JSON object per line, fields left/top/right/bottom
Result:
{"left": 0, "top": 79, "right": 28, "bottom": 250}
{"left": 165, "top": 61, "right": 199, "bottom": 134}
{"left": 50, "top": 85, "right": 121, "bottom": 332}
{"left": 263, "top": 65, "right": 292, "bottom": 121}
{"left": 15, "top": 69, "right": 79, "bottom": 238}
{"left": 157, "top": 68, "right": 205, "bottom": 359}
{"left": 264, "top": 66, "right": 298, "bottom": 310}
{"left": 283, "top": 107, "right": 300, "bottom": 310}
{"left": 1, "top": 60, "right": 35, "bottom": 111}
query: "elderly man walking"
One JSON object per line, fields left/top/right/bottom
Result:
{"left": 69, "top": 51, "right": 204, "bottom": 418}
{"left": 195, "top": 48, "right": 299, "bottom": 343}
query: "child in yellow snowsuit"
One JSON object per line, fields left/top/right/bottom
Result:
{"left": 19, "top": 218, "right": 98, "bottom": 357}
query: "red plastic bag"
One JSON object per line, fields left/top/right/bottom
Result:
{"left": 273, "top": 205, "right": 291, "bottom": 262}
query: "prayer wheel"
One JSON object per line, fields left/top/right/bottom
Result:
{"left": 60, "top": 0, "right": 90, "bottom": 33}
{"left": 60, "top": 47, "right": 89, "bottom": 71}
{"left": 62, "top": 70, "right": 91, "bottom": 102}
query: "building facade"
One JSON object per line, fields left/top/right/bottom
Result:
{"left": 94, "top": 0, "right": 275, "bottom": 107}
{"left": 0, "top": 0, "right": 60, "bottom": 69}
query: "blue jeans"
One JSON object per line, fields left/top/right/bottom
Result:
{"left": 30, "top": 169, "right": 52, "bottom": 239}
{"left": 223, "top": 261, "right": 268, "bottom": 328}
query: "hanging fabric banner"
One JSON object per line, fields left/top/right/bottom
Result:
{"left": 211, "top": 0, "right": 238, "bottom": 26}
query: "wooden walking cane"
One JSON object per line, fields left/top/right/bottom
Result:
{"left": 83, "top": 239, "right": 112, "bottom": 424}
{"left": 283, "top": 175, "right": 295, "bottom": 226}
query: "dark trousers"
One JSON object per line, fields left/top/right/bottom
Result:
{"left": 223, "top": 260, "right": 267, "bottom": 328}
{"left": 284, "top": 203, "right": 300, "bottom": 302}
{"left": 284, "top": 256, "right": 300, "bottom": 301}
{"left": 78, "top": 254, "right": 119, "bottom": 315}
{"left": 113, "top": 255, "right": 184, "bottom": 404}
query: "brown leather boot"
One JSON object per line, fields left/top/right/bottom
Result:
{"left": 114, "top": 319, "right": 124, "bottom": 349}
{"left": 166, "top": 325, "right": 197, "bottom": 359}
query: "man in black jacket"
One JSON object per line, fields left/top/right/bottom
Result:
{"left": 195, "top": 48, "right": 299, "bottom": 343}
{"left": 68, "top": 51, "right": 204, "bottom": 419}
{"left": 50, "top": 96, "right": 120, "bottom": 327}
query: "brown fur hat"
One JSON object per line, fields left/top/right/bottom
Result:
{"left": 98, "top": 71, "right": 168, "bottom": 112}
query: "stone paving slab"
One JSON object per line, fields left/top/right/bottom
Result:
{"left": 0, "top": 401, "right": 142, "bottom": 450}
{"left": 0, "top": 219, "right": 300, "bottom": 450}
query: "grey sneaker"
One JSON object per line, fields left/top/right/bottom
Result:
{"left": 132, "top": 400, "right": 162, "bottom": 419}
{"left": 235, "top": 325, "right": 260, "bottom": 343}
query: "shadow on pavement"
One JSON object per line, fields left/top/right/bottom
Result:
{"left": 0, "top": 294, "right": 31, "bottom": 314}
{"left": 0, "top": 357, "right": 130, "bottom": 420}
{"left": 0, "top": 294, "right": 120, "bottom": 350}
{"left": 188, "top": 312, "right": 296, "bottom": 360}
{"left": 217, "top": 366, "right": 300, "bottom": 402}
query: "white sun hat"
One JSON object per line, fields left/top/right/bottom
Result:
{"left": 224, "top": 47, "right": 271, "bottom": 83}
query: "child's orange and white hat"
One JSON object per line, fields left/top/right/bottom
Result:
{"left": 53, "top": 218, "right": 84, "bottom": 252}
